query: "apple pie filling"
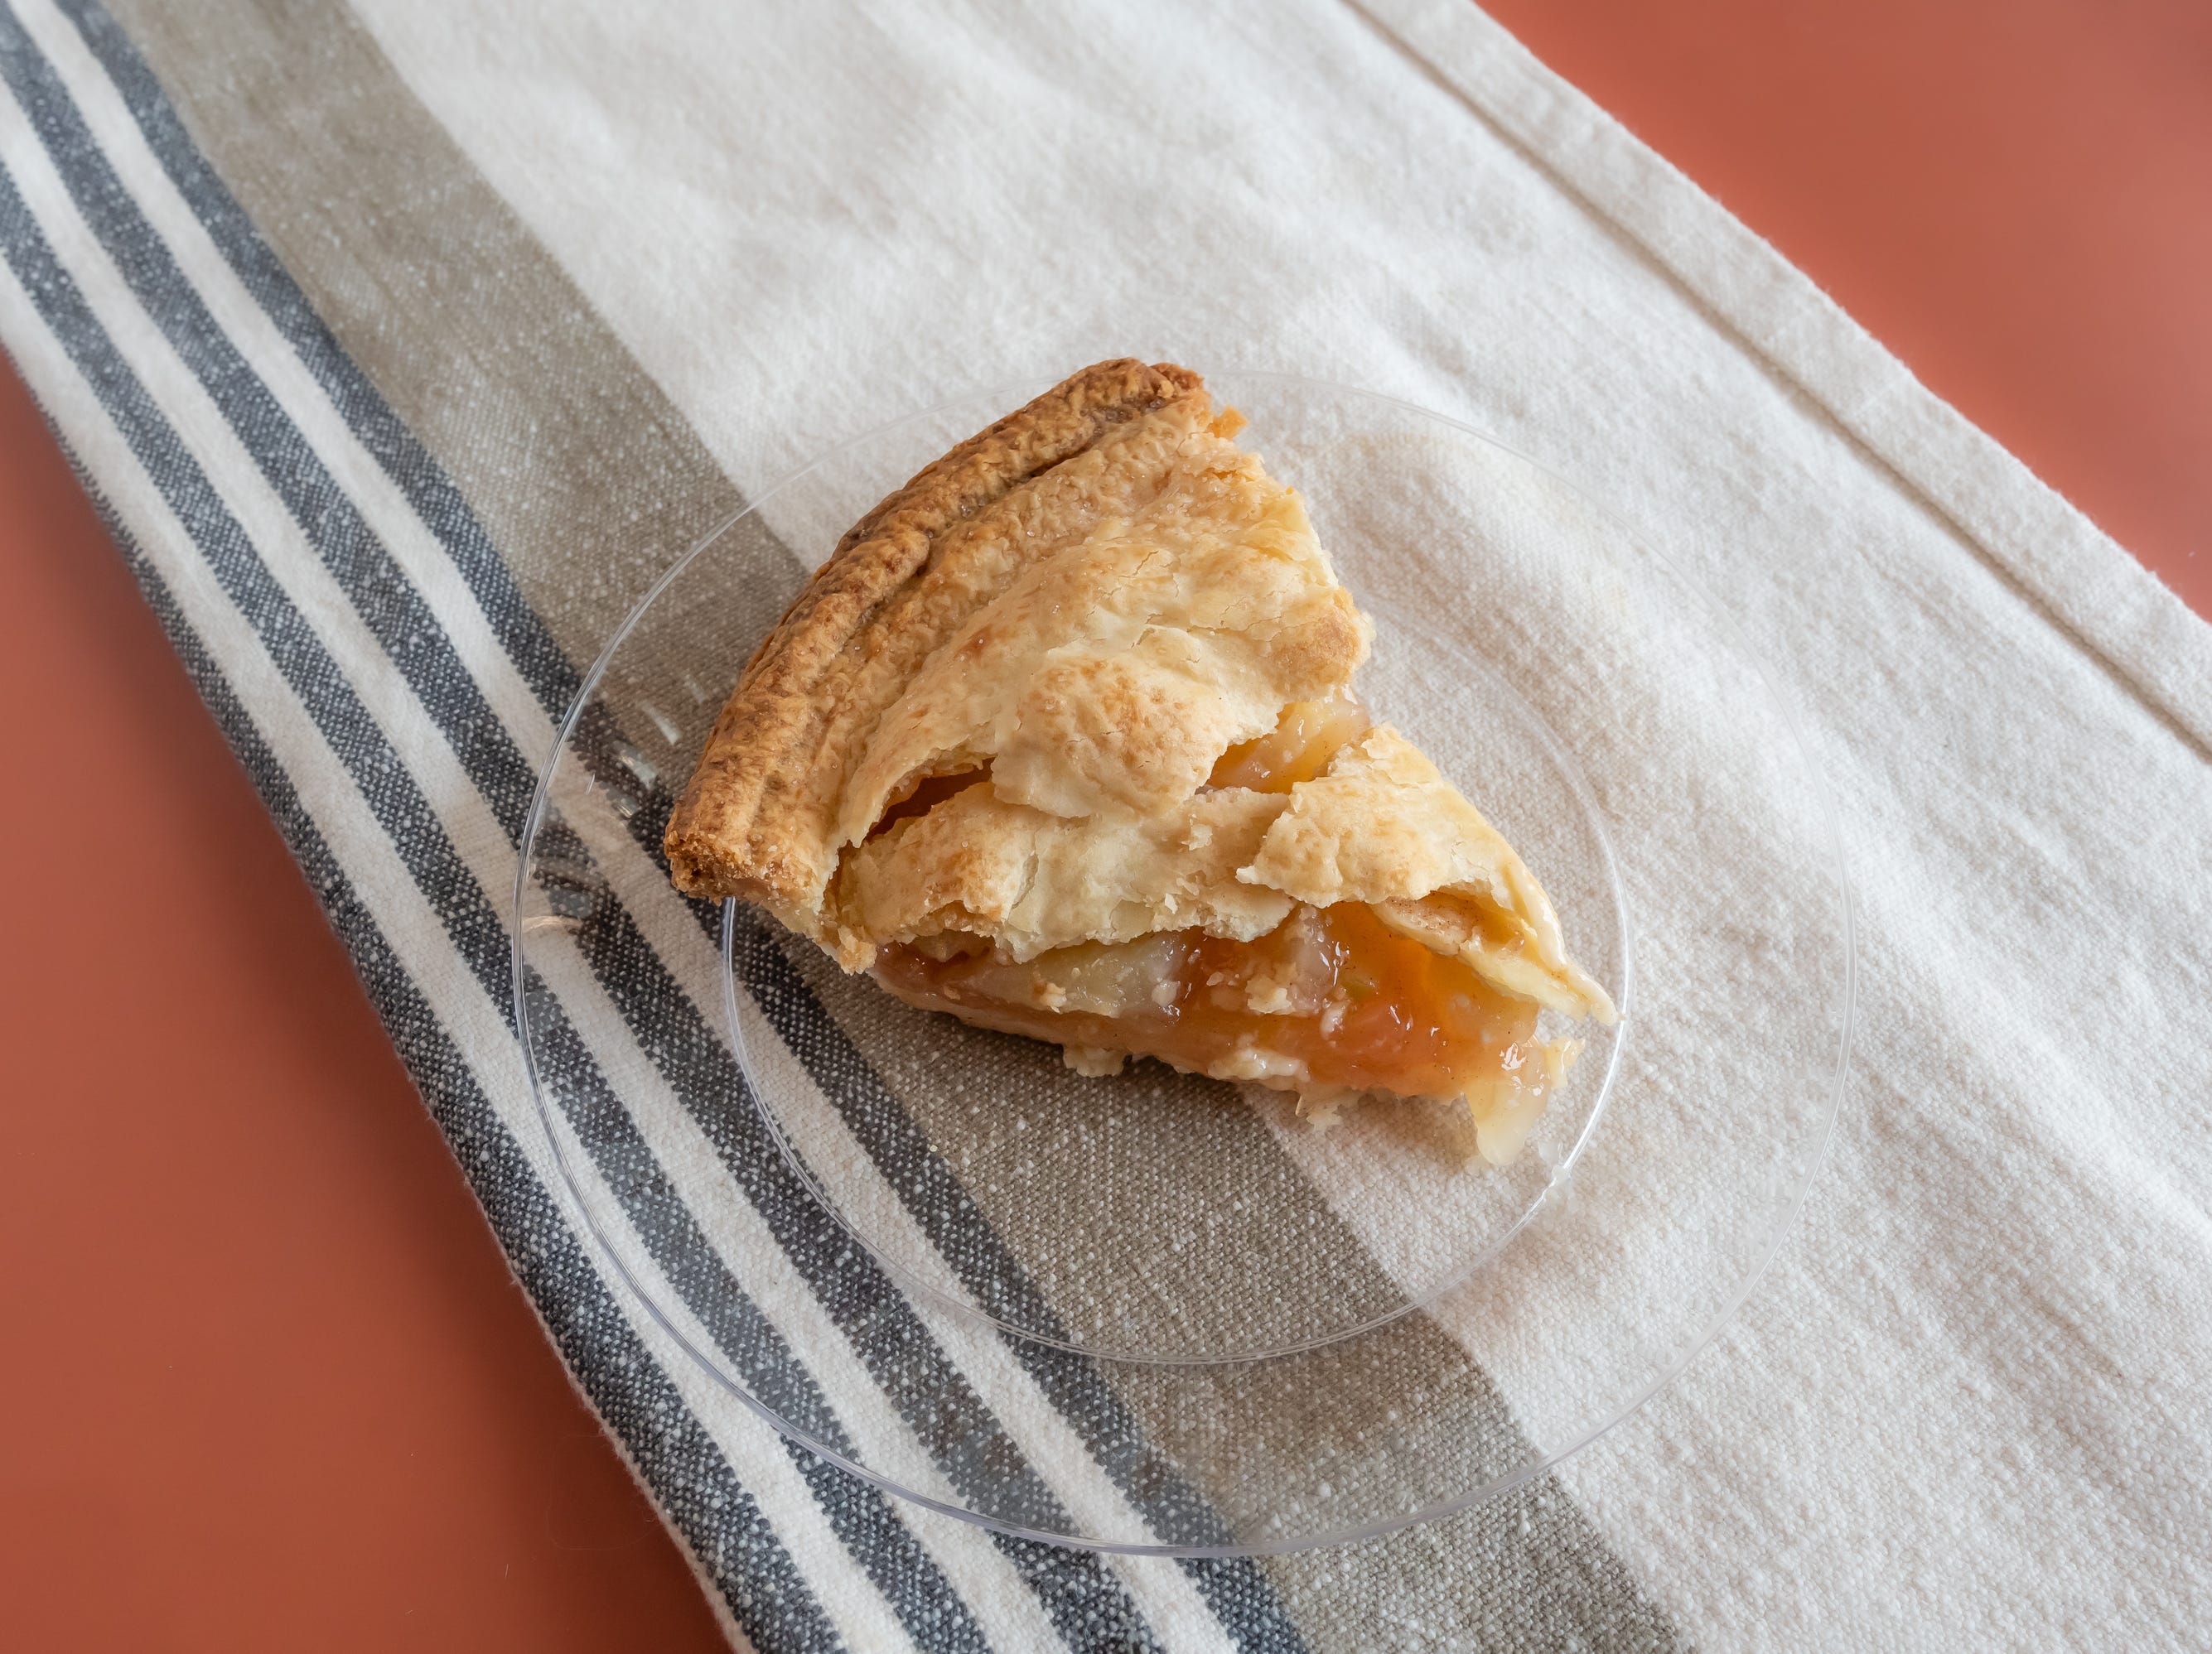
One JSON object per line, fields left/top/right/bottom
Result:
{"left": 876, "top": 899, "right": 1568, "bottom": 1124}
{"left": 866, "top": 697, "right": 1581, "bottom": 1161}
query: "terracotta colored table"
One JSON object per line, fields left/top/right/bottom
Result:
{"left": 2, "top": 4, "right": 2204, "bottom": 1647}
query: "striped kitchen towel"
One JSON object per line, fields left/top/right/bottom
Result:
{"left": 2, "top": 2, "right": 2205, "bottom": 1649}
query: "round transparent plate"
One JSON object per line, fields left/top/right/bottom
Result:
{"left": 512, "top": 373, "right": 1853, "bottom": 1554}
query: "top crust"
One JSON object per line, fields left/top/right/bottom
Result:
{"left": 664, "top": 358, "right": 1611, "bottom": 1027}
{"left": 836, "top": 781, "right": 1297, "bottom": 967}
{"left": 666, "top": 359, "right": 1209, "bottom": 915}
{"left": 664, "top": 358, "right": 1366, "bottom": 925}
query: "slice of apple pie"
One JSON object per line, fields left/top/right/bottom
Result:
{"left": 665, "top": 359, "right": 1614, "bottom": 1163}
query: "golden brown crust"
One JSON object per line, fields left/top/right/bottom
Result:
{"left": 834, "top": 783, "right": 1297, "bottom": 967}
{"left": 830, "top": 414, "right": 1365, "bottom": 841}
{"left": 1240, "top": 727, "right": 1518, "bottom": 909}
{"left": 664, "top": 359, "right": 1205, "bottom": 908}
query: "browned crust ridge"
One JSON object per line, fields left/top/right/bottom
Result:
{"left": 664, "top": 358, "right": 1202, "bottom": 909}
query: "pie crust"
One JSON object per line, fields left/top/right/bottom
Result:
{"left": 666, "top": 359, "right": 1614, "bottom": 1160}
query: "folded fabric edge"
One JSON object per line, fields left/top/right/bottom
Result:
{"left": 1358, "top": 0, "right": 2212, "bottom": 755}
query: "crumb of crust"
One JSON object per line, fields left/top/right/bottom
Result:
{"left": 1294, "top": 1085, "right": 1359, "bottom": 1128}
{"left": 1062, "top": 1045, "right": 1127, "bottom": 1078}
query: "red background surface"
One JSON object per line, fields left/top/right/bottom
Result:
{"left": 2, "top": 4, "right": 2205, "bottom": 1647}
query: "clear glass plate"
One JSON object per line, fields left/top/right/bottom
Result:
{"left": 511, "top": 373, "right": 1853, "bottom": 1553}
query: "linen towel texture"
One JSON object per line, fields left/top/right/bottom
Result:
{"left": 2, "top": 1, "right": 2205, "bottom": 1649}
